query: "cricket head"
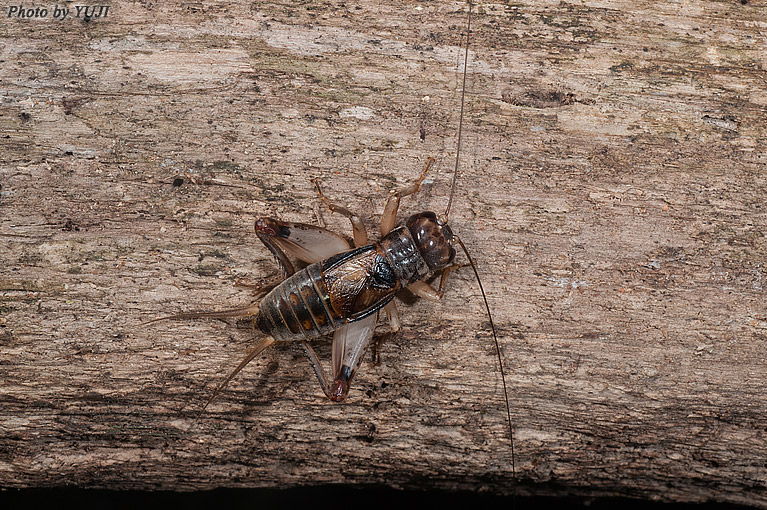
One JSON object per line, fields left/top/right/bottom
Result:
{"left": 406, "top": 211, "right": 456, "bottom": 271}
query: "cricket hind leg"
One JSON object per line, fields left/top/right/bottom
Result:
{"left": 373, "top": 301, "right": 401, "bottom": 365}
{"left": 196, "top": 335, "right": 277, "bottom": 419}
{"left": 153, "top": 215, "right": 352, "bottom": 324}
{"left": 301, "top": 313, "right": 377, "bottom": 401}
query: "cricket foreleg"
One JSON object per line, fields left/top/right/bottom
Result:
{"left": 436, "top": 263, "right": 470, "bottom": 297}
{"left": 383, "top": 301, "right": 400, "bottom": 333}
{"left": 406, "top": 263, "right": 468, "bottom": 302}
{"left": 407, "top": 280, "right": 440, "bottom": 302}
{"left": 381, "top": 157, "right": 435, "bottom": 236}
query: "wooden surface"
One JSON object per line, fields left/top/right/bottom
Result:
{"left": 1, "top": 0, "right": 766, "bottom": 506}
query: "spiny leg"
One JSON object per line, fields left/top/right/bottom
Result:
{"left": 381, "top": 157, "right": 435, "bottom": 236}
{"left": 373, "top": 301, "right": 401, "bottom": 365}
{"left": 256, "top": 217, "right": 295, "bottom": 278}
{"left": 405, "top": 263, "right": 469, "bottom": 302}
{"left": 195, "top": 335, "right": 276, "bottom": 420}
{"left": 312, "top": 178, "right": 368, "bottom": 248}
{"left": 300, "top": 341, "right": 334, "bottom": 400}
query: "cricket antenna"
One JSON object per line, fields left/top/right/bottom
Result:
{"left": 442, "top": 1, "right": 516, "bottom": 476}
{"left": 455, "top": 236, "right": 515, "bottom": 477}
{"left": 442, "top": 0, "right": 471, "bottom": 223}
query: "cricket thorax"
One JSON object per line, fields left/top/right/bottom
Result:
{"left": 378, "top": 226, "right": 431, "bottom": 286}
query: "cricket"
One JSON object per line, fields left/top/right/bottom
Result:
{"left": 149, "top": 1, "right": 514, "bottom": 472}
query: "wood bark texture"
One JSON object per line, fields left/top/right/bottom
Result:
{"left": 1, "top": 0, "right": 766, "bottom": 506}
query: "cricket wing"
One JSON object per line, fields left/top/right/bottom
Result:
{"left": 322, "top": 247, "right": 399, "bottom": 321}
{"left": 255, "top": 218, "right": 350, "bottom": 269}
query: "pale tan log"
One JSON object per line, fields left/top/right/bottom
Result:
{"left": 1, "top": 1, "right": 765, "bottom": 506}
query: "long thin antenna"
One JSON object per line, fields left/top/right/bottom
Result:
{"left": 442, "top": 1, "right": 472, "bottom": 222}
{"left": 442, "top": 1, "right": 516, "bottom": 476}
{"left": 456, "top": 236, "right": 515, "bottom": 477}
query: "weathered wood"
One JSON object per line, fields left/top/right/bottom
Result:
{"left": 1, "top": 0, "right": 765, "bottom": 506}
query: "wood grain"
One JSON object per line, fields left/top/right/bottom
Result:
{"left": 1, "top": 1, "right": 765, "bottom": 506}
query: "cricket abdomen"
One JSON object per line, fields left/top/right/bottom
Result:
{"left": 256, "top": 244, "right": 401, "bottom": 342}
{"left": 256, "top": 262, "right": 342, "bottom": 342}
